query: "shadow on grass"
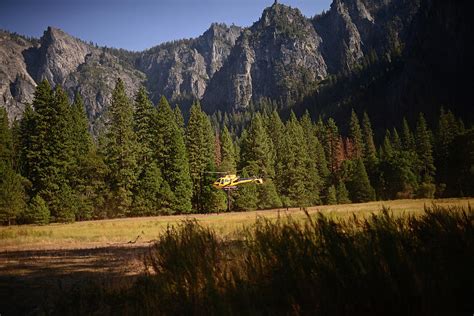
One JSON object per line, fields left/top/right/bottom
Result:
{"left": 0, "top": 245, "right": 149, "bottom": 315}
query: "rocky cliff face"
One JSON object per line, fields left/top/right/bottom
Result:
{"left": 203, "top": 3, "right": 327, "bottom": 112}
{"left": 0, "top": 31, "right": 38, "bottom": 121}
{"left": 136, "top": 23, "right": 242, "bottom": 104}
{"left": 0, "top": 0, "right": 422, "bottom": 127}
{"left": 314, "top": 0, "right": 420, "bottom": 74}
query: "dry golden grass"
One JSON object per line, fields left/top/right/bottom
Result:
{"left": 0, "top": 198, "right": 471, "bottom": 251}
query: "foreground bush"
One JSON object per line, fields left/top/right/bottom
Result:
{"left": 54, "top": 206, "right": 474, "bottom": 315}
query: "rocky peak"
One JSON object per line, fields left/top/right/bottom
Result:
{"left": 197, "top": 23, "right": 242, "bottom": 77}
{"left": 37, "top": 26, "right": 91, "bottom": 85}
{"left": 203, "top": 3, "right": 327, "bottom": 112}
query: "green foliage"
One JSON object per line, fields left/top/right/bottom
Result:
{"left": 347, "top": 158, "right": 375, "bottom": 202}
{"left": 336, "top": 181, "right": 351, "bottom": 204}
{"left": 186, "top": 102, "right": 216, "bottom": 211}
{"left": 103, "top": 78, "right": 138, "bottom": 216}
{"left": 219, "top": 125, "right": 236, "bottom": 172}
{"left": 24, "top": 195, "right": 50, "bottom": 225}
{"left": 349, "top": 109, "right": 364, "bottom": 158}
{"left": 240, "top": 113, "right": 282, "bottom": 208}
{"left": 155, "top": 96, "right": 192, "bottom": 213}
{"left": 415, "top": 113, "right": 435, "bottom": 184}
{"left": 0, "top": 166, "right": 26, "bottom": 225}
{"left": 133, "top": 162, "right": 164, "bottom": 216}
{"left": 279, "top": 113, "right": 316, "bottom": 207}
{"left": 362, "top": 112, "right": 378, "bottom": 169}
{"left": 234, "top": 171, "right": 258, "bottom": 211}
{"left": 326, "top": 185, "right": 337, "bottom": 205}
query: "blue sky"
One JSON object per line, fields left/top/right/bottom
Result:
{"left": 0, "top": 0, "right": 332, "bottom": 51}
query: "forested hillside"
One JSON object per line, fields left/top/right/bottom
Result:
{"left": 1, "top": 79, "right": 472, "bottom": 224}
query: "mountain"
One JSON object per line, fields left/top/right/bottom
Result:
{"left": 1, "top": 0, "right": 470, "bottom": 131}
{"left": 291, "top": 0, "right": 473, "bottom": 134}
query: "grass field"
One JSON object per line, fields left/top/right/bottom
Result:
{"left": 0, "top": 198, "right": 472, "bottom": 315}
{"left": 0, "top": 198, "right": 472, "bottom": 251}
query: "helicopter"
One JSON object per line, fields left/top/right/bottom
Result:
{"left": 212, "top": 173, "right": 263, "bottom": 190}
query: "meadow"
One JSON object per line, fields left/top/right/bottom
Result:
{"left": 1, "top": 198, "right": 471, "bottom": 251}
{"left": 0, "top": 198, "right": 472, "bottom": 315}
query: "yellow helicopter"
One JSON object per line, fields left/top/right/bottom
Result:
{"left": 212, "top": 173, "right": 263, "bottom": 190}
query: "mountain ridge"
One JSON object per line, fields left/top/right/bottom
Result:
{"left": 0, "top": 0, "right": 435, "bottom": 131}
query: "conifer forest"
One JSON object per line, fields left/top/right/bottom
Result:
{"left": 0, "top": 78, "right": 472, "bottom": 224}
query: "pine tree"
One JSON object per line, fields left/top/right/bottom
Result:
{"left": 401, "top": 118, "right": 415, "bottom": 152}
{"left": 240, "top": 113, "right": 281, "bottom": 209}
{"left": 186, "top": 102, "right": 217, "bottom": 211}
{"left": 435, "top": 108, "right": 461, "bottom": 194}
{"left": 325, "top": 118, "right": 343, "bottom": 177}
{"left": 414, "top": 113, "right": 436, "bottom": 197}
{"left": 133, "top": 161, "right": 164, "bottom": 216}
{"left": 103, "top": 78, "right": 138, "bottom": 217}
{"left": 391, "top": 128, "right": 402, "bottom": 152}
{"left": 266, "top": 110, "right": 285, "bottom": 195}
{"left": 214, "top": 129, "right": 222, "bottom": 168}
{"left": 131, "top": 87, "right": 161, "bottom": 215}
{"left": 362, "top": 112, "right": 378, "bottom": 168}
{"left": 71, "top": 93, "right": 92, "bottom": 158}
{"left": 133, "top": 86, "right": 155, "bottom": 167}
{"left": 347, "top": 158, "right": 375, "bottom": 202}
{"left": 0, "top": 109, "right": 25, "bottom": 224}
{"left": 415, "top": 113, "right": 436, "bottom": 184}
{"left": 0, "top": 166, "right": 26, "bottom": 225}
{"left": 23, "top": 195, "right": 50, "bottom": 225}
{"left": 279, "top": 112, "right": 314, "bottom": 207}
{"left": 20, "top": 80, "right": 53, "bottom": 195}
{"left": 155, "top": 96, "right": 192, "bottom": 213}
{"left": 69, "top": 92, "right": 98, "bottom": 220}
{"left": 336, "top": 181, "right": 351, "bottom": 204}
{"left": 174, "top": 106, "right": 185, "bottom": 136}
{"left": 326, "top": 185, "right": 337, "bottom": 205}
{"left": 349, "top": 109, "right": 364, "bottom": 158}
{"left": 21, "top": 83, "right": 76, "bottom": 222}
{"left": 233, "top": 170, "right": 258, "bottom": 211}
{"left": 219, "top": 125, "right": 236, "bottom": 172}
{"left": 381, "top": 130, "right": 393, "bottom": 159}
{"left": 300, "top": 111, "right": 322, "bottom": 204}
{"left": 0, "top": 107, "right": 13, "bottom": 165}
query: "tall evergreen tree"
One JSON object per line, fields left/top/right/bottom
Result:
{"left": 219, "top": 125, "right": 236, "bottom": 173}
{"left": 336, "top": 181, "right": 351, "bottom": 204}
{"left": 155, "top": 96, "right": 192, "bottom": 213}
{"left": 300, "top": 111, "right": 322, "bottom": 204}
{"left": 133, "top": 87, "right": 155, "bottom": 167}
{"left": 20, "top": 80, "right": 53, "bottom": 195}
{"left": 266, "top": 110, "right": 285, "bottom": 195}
{"left": 20, "top": 83, "right": 76, "bottom": 222}
{"left": 415, "top": 113, "right": 436, "bottom": 184}
{"left": 240, "top": 113, "right": 281, "bottom": 209}
{"left": 279, "top": 112, "right": 315, "bottom": 207}
{"left": 0, "top": 109, "right": 25, "bottom": 224}
{"left": 322, "top": 118, "right": 342, "bottom": 182}
{"left": 435, "top": 108, "right": 462, "bottom": 194}
{"left": 103, "top": 78, "right": 138, "bottom": 217}
{"left": 347, "top": 158, "right": 375, "bottom": 202}
{"left": 186, "top": 102, "right": 217, "bottom": 211}
{"left": 362, "top": 112, "right": 378, "bottom": 168}
{"left": 349, "top": 109, "right": 364, "bottom": 158}
{"left": 71, "top": 93, "right": 92, "bottom": 158}
{"left": 401, "top": 118, "right": 415, "bottom": 152}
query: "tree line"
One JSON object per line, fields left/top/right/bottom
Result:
{"left": 0, "top": 79, "right": 472, "bottom": 224}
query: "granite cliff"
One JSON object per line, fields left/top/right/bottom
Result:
{"left": 0, "top": 0, "right": 423, "bottom": 129}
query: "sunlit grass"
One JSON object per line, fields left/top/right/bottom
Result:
{"left": 0, "top": 198, "right": 471, "bottom": 250}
